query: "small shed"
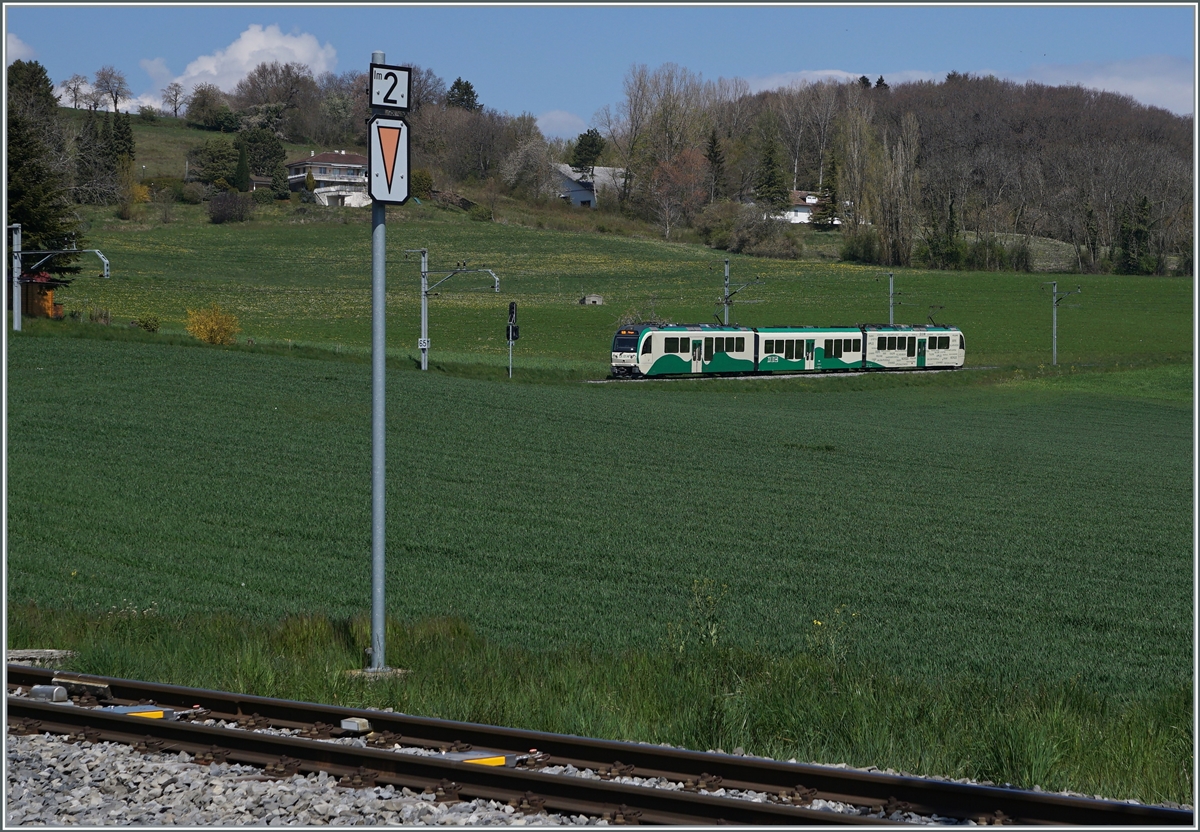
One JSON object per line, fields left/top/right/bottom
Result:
{"left": 8, "top": 272, "right": 71, "bottom": 319}
{"left": 580, "top": 294, "right": 604, "bottom": 306}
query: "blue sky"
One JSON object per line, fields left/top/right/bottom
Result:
{"left": 5, "top": 4, "right": 1196, "bottom": 139}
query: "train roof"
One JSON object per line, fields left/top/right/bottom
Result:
{"left": 617, "top": 322, "right": 960, "bottom": 333}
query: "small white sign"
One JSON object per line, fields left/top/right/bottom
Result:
{"left": 369, "top": 116, "right": 409, "bottom": 204}
{"left": 369, "top": 63, "right": 410, "bottom": 111}
{"left": 417, "top": 338, "right": 430, "bottom": 350}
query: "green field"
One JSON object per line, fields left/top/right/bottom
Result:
{"left": 6, "top": 201, "right": 1194, "bottom": 802}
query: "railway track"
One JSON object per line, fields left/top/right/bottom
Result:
{"left": 7, "top": 665, "right": 1192, "bottom": 826}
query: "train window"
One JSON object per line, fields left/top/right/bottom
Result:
{"left": 941, "top": 336, "right": 950, "bottom": 350}
{"left": 877, "top": 337, "right": 885, "bottom": 350}
{"left": 907, "top": 337, "right": 916, "bottom": 357}
{"left": 736, "top": 337, "right": 745, "bottom": 352}
{"left": 641, "top": 336, "right": 652, "bottom": 355}
{"left": 853, "top": 338, "right": 861, "bottom": 352}
{"left": 959, "top": 335, "right": 964, "bottom": 349}
{"left": 824, "top": 339, "right": 833, "bottom": 356}
{"left": 704, "top": 338, "right": 714, "bottom": 361}
{"left": 665, "top": 337, "right": 678, "bottom": 353}
{"left": 764, "top": 339, "right": 774, "bottom": 353}
{"left": 887, "top": 336, "right": 896, "bottom": 350}
{"left": 785, "top": 340, "right": 795, "bottom": 360}
{"left": 833, "top": 339, "right": 843, "bottom": 358}
{"left": 715, "top": 337, "right": 725, "bottom": 353}
{"left": 841, "top": 338, "right": 850, "bottom": 352}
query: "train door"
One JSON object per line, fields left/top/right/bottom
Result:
{"left": 805, "top": 339, "right": 814, "bottom": 371}
{"left": 691, "top": 339, "right": 703, "bottom": 373}
{"left": 916, "top": 338, "right": 926, "bottom": 368}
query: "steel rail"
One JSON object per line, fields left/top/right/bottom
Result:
{"left": 8, "top": 665, "right": 1192, "bottom": 826}
{"left": 6, "top": 697, "right": 891, "bottom": 826}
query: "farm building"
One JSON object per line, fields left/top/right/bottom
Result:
{"left": 285, "top": 150, "right": 371, "bottom": 207}
{"left": 6, "top": 272, "right": 69, "bottom": 319}
{"left": 555, "top": 164, "right": 625, "bottom": 208}
{"left": 580, "top": 294, "right": 604, "bottom": 305}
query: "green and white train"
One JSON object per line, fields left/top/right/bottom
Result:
{"left": 610, "top": 322, "right": 965, "bottom": 378}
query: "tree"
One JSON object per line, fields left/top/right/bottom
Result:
{"left": 874, "top": 76, "right": 889, "bottom": 90}
{"left": 185, "top": 83, "right": 229, "bottom": 129}
{"left": 7, "top": 60, "right": 82, "bottom": 271}
{"left": 570, "top": 128, "right": 606, "bottom": 178}
{"left": 232, "top": 142, "right": 251, "bottom": 192}
{"left": 500, "top": 136, "right": 558, "bottom": 199}
{"left": 62, "top": 73, "right": 90, "bottom": 108}
{"left": 753, "top": 116, "right": 790, "bottom": 212}
{"left": 161, "top": 82, "right": 186, "bottom": 117}
{"left": 93, "top": 65, "right": 131, "bottom": 111}
{"left": 810, "top": 156, "right": 840, "bottom": 231}
{"left": 446, "top": 77, "right": 481, "bottom": 111}
{"left": 187, "top": 136, "right": 238, "bottom": 184}
{"left": 270, "top": 162, "right": 290, "bottom": 199}
{"left": 704, "top": 128, "right": 726, "bottom": 202}
{"left": 112, "top": 110, "right": 135, "bottom": 161}
{"left": 858, "top": 75, "right": 871, "bottom": 89}
{"left": 239, "top": 127, "right": 286, "bottom": 177}
{"left": 647, "top": 148, "right": 707, "bottom": 239}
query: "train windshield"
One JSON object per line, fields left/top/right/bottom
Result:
{"left": 612, "top": 335, "right": 639, "bottom": 353}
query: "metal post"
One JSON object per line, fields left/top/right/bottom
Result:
{"left": 1050, "top": 280, "right": 1057, "bottom": 365}
{"left": 723, "top": 259, "right": 730, "bottom": 325}
{"left": 888, "top": 272, "right": 894, "bottom": 326}
{"left": 10, "top": 225, "right": 21, "bottom": 332}
{"left": 369, "top": 49, "right": 388, "bottom": 673}
{"left": 420, "top": 249, "right": 429, "bottom": 370}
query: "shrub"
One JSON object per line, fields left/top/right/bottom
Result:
{"left": 840, "top": 229, "right": 881, "bottom": 264}
{"left": 137, "top": 105, "right": 158, "bottom": 123}
{"left": 133, "top": 314, "right": 160, "bottom": 333}
{"left": 729, "top": 209, "right": 800, "bottom": 259}
{"left": 87, "top": 307, "right": 111, "bottom": 325}
{"left": 207, "top": 191, "right": 254, "bottom": 224}
{"left": 252, "top": 188, "right": 275, "bottom": 205}
{"left": 694, "top": 201, "right": 741, "bottom": 250}
{"left": 186, "top": 304, "right": 240, "bottom": 345}
{"left": 180, "top": 182, "right": 207, "bottom": 204}
{"left": 468, "top": 204, "right": 492, "bottom": 222}
{"left": 411, "top": 168, "right": 434, "bottom": 200}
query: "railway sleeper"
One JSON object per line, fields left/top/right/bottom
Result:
{"left": 66, "top": 728, "right": 102, "bottom": 745}
{"left": 236, "top": 713, "right": 272, "bottom": 730}
{"left": 424, "top": 779, "right": 462, "bottom": 804}
{"left": 772, "top": 785, "right": 818, "bottom": 806}
{"left": 337, "top": 766, "right": 379, "bottom": 789}
{"left": 600, "top": 804, "right": 642, "bottom": 825}
{"left": 597, "top": 761, "right": 635, "bottom": 780}
{"left": 263, "top": 755, "right": 302, "bottom": 778}
{"left": 682, "top": 772, "right": 723, "bottom": 792}
{"left": 509, "top": 791, "right": 546, "bottom": 815}
{"left": 192, "top": 745, "right": 229, "bottom": 765}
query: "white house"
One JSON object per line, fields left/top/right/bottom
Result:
{"left": 286, "top": 150, "right": 371, "bottom": 207}
{"left": 555, "top": 164, "right": 625, "bottom": 208}
{"left": 778, "top": 190, "right": 840, "bottom": 225}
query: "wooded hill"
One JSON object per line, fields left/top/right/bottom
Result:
{"left": 11, "top": 58, "right": 1196, "bottom": 275}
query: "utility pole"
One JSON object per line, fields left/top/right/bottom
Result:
{"left": 9, "top": 224, "right": 21, "bottom": 332}
{"left": 406, "top": 249, "right": 499, "bottom": 371}
{"left": 1043, "top": 281, "right": 1082, "bottom": 365}
{"left": 718, "top": 259, "right": 760, "bottom": 325}
{"left": 888, "top": 272, "right": 899, "bottom": 325}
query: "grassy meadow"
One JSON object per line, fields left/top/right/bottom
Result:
{"left": 5, "top": 136, "right": 1195, "bottom": 802}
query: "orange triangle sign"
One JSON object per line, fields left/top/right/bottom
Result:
{"left": 377, "top": 124, "right": 401, "bottom": 190}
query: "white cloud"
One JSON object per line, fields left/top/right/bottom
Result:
{"left": 140, "top": 57, "right": 174, "bottom": 90}
{"left": 537, "top": 109, "right": 586, "bottom": 139}
{"left": 746, "top": 69, "right": 863, "bottom": 93}
{"left": 6, "top": 32, "right": 36, "bottom": 64}
{"left": 1014, "top": 55, "right": 1194, "bottom": 116}
{"left": 174, "top": 23, "right": 337, "bottom": 94}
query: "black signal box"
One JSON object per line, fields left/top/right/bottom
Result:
{"left": 507, "top": 324, "right": 519, "bottom": 341}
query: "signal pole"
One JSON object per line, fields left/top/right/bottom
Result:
{"left": 1043, "top": 281, "right": 1082, "bottom": 365}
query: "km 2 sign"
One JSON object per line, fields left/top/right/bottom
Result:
{"left": 369, "top": 63, "right": 411, "bottom": 111}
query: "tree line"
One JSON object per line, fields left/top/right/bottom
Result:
{"left": 8, "top": 58, "right": 1194, "bottom": 276}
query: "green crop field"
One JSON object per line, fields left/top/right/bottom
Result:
{"left": 6, "top": 201, "right": 1194, "bottom": 801}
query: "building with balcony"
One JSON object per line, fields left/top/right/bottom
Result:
{"left": 286, "top": 150, "right": 370, "bottom": 207}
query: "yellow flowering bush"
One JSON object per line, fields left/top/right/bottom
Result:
{"left": 186, "top": 303, "right": 241, "bottom": 345}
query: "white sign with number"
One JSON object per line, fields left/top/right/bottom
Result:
{"left": 370, "top": 63, "right": 411, "bottom": 111}
{"left": 369, "top": 116, "right": 410, "bottom": 204}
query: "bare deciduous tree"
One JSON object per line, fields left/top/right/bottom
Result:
{"left": 93, "top": 65, "right": 130, "bottom": 112}
{"left": 61, "top": 74, "right": 90, "bottom": 109}
{"left": 161, "top": 82, "right": 186, "bottom": 117}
